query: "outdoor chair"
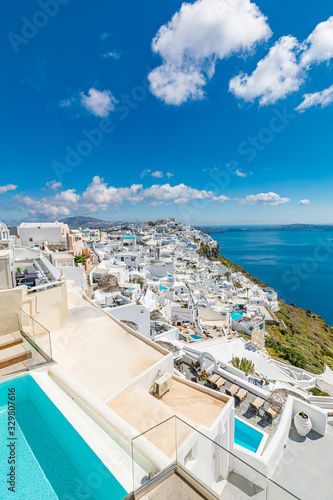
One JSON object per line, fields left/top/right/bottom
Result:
{"left": 248, "top": 397, "right": 265, "bottom": 415}
{"left": 234, "top": 388, "right": 248, "bottom": 404}
{"left": 225, "top": 384, "right": 239, "bottom": 397}
{"left": 263, "top": 407, "right": 278, "bottom": 424}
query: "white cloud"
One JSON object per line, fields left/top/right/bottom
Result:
{"left": 0, "top": 184, "right": 17, "bottom": 194}
{"left": 141, "top": 183, "right": 213, "bottom": 205}
{"left": 148, "top": 0, "right": 271, "bottom": 105}
{"left": 235, "top": 169, "right": 247, "bottom": 177}
{"left": 45, "top": 180, "right": 63, "bottom": 191}
{"left": 80, "top": 88, "right": 117, "bottom": 117}
{"left": 82, "top": 176, "right": 142, "bottom": 211}
{"left": 296, "top": 84, "right": 333, "bottom": 112}
{"left": 166, "top": 172, "right": 174, "bottom": 178}
{"left": 298, "top": 199, "right": 310, "bottom": 205}
{"left": 230, "top": 36, "right": 305, "bottom": 105}
{"left": 14, "top": 189, "right": 79, "bottom": 218}
{"left": 230, "top": 16, "right": 333, "bottom": 107}
{"left": 102, "top": 51, "right": 120, "bottom": 60}
{"left": 149, "top": 201, "right": 164, "bottom": 207}
{"left": 151, "top": 171, "right": 163, "bottom": 178}
{"left": 140, "top": 169, "right": 151, "bottom": 178}
{"left": 59, "top": 97, "right": 75, "bottom": 108}
{"left": 301, "top": 17, "right": 333, "bottom": 67}
{"left": 239, "top": 192, "right": 290, "bottom": 205}
{"left": 210, "top": 194, "right": 230, "bottom": 202}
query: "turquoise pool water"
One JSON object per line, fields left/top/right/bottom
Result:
{"left": 231, "top": 311, "right": 244, "bottom": 321}
{"left": 191, "top": 334, "right": 203, "bottom": 339}
{"left": 159, "top": 284, "right": 168, "bottom": 290}
{"left": 0, "top": 375, "right": 127, "bottom": 499}
{"left": 234, "top": 417, "right": 264, "bottom": 453}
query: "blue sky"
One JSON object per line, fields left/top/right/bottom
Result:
{"left": 1, "top": 0, "right": 333, "bottom": 225}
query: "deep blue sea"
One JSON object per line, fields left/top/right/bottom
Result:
{"left": 211, "top": 230, "right": 333, "bottom": 326}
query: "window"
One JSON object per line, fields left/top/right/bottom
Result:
{"left": 29, "top": 238, "right": 33, "bottom": 242}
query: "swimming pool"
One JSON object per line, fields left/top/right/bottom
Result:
{"left": 234, "top": 417, "right": 264, "bottom": 453}
{"left": 191, "top": 334, "right": 203, "bottom": 340}
{"left": 159, "top": 284, "right": 168, "bottom": 290}
{"left": 231, "top": 311, "right": 244, "bottom": 321}
{"left": 0, "top": 375, "right": 127, "bottom": 499}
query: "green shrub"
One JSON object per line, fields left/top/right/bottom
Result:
{"left": 309, "top": 388, "right": 330, "bottom": 397}
{"left": 230, "top": 356, "right": 255, "bottom": 375}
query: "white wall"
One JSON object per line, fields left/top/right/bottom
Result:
{"left": 108, "top": 303, "right": 150, "bottom": 337}
{"left": 19, "top": 224, "right": 68, "bottom": 247}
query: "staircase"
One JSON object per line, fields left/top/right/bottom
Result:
{"left": 0, "top": 332, "right": 32, "bottom": 375}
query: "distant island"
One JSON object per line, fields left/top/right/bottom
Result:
{"left": 60, "top": 215, "right": 117, "bottom": 229}
{"left": 195, "top": 223, "right": 333, "bottom": 234}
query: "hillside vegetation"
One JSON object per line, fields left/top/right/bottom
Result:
{"left": 198, "top": 240, "right": 333, "bottom": 374}
{"left": 266, "top": 301, "right": 333, "bottom": 374}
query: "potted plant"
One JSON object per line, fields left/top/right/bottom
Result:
{"left": 193, "top": 361, "right": 201, "bottom": 372}
{"left": 294, "top": 410, "right": 312, "bottom": 436}
{"left": 16, "top": 267, "right": 21, "bottom": 274}
{"left": 198, "top": 370, "right": 208, "bottom": 381}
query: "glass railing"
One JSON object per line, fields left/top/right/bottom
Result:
{"left": 131, "top": 416, "right": 300, "bottom": 500}
{"left": 0, "top": 311, "right": 53, "bottom": 375}
{"left": 19, "top": 309, "right": 52, "bottom": 361}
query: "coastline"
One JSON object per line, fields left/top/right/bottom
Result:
{"left": 198, "top": 228, "right": 333, "bottom": 373}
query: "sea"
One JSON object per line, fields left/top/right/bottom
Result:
{"left": 210, "top": 229, "right": 333, "bottom": 326}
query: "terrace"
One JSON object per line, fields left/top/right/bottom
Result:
{"left": 177, "top": 360, "right": 279, "bottom": 448}
{"left": 14, "top": 257, "right": 60, "bottom": 292}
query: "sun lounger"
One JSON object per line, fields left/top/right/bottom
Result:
{"left": 235, "top": 388, "right": 248, "bottom": 403}
{"left": 248, "top": 397, "right": 265, "bottom": 414}
{"left": 225, "top": 384, "right": 239, "bottom": 397}
{"left": 208, "top": 374, "right": 226, "bottom": 389}
{"left": 215, "top": 377, "right": 226, "bottom": 389}
{"left": 264, "top": 407, "right": 278, "bottom": 423}
{"left": 208, "top": 373, "right": 220, "bottom": 385}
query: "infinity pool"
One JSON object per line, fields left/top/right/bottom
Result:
{"left": 0, "top": 375, "right": 127, "bottom": 499}
{"left": 234, "top": 417, "right": 264, "bottom": 453}
{"left": 231, "top": 311, "right": 244, "bottom": 321}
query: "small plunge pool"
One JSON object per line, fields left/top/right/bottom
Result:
{"left": 234, "top": 417, "right": 265, "bottom": 453}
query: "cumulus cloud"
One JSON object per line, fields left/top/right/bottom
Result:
{"left": 230, "top": 16, "right": 333, "bottom": 107}
{"left": 166, "top": 172, "right": 174, "bottom": 178}
{"left": 299, "top": 199, "right": 310, "bottom": 205}
{"left": 296, "top": 84, "right": 333, "bottom": 111}
{"left": 80, "top": 88, "right": 117, "bottom": 117}
{"left": 301, "top": 17, "right": 333, "bottom": 67}
{"left": 148, "top": 0, "right": 271, "bottom": 104}
{"left": 210, "top": 194, "right": 230, "bottom": 202}
{"left": 45, "top": 180, "right": 62, "bottom": 191}
{"left": 230, "top": 36, "right": 305, "bottom": 105}
{"left": 239, "top": 192, "right": 290, "bottom": 205}
{"left": 0, "top": 184, "right": 17, "bottom": 194}
{"left": 151, "top": 171, "right": 163, "bottom": 178}
{"left": 235, "top": 169, "right": 247, "bottom": 177}
{"left": 14, "top": 189, "right": 79, "bottom": 218}
{"left": 80, "top": 177, "right": 213, "bottom": 210}
{"left": 141, "top": 183, "right": 213, "bottom": 205}
{"left": 82, "top": 176, "right": 142, "bottom": 211}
